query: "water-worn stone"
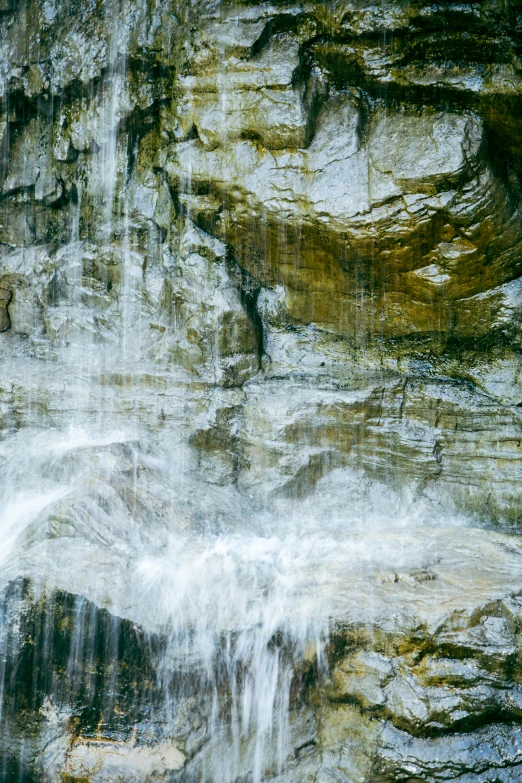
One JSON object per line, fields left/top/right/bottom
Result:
{"left": 62, "top": 738, "right": 185, "bottom": 782}
{"left": 0, "top": 283, "right": 11, "bottom": 331}
{"left": 1, "top": 0, "right": 522, "bottom": 780}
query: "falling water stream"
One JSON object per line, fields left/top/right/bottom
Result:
{"left": 0, "top": 409, "right": 467, "bottom": 781}
{"left": 1, "top": 0, "right": 515, "bottom": 781}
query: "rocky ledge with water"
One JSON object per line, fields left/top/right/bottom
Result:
{"left": 1, "top": 0, "right": 522, "bottom": 781}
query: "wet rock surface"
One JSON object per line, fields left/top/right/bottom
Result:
{"left": 1, "top": 0, "right": 522, "bottom": 781}
{"left": 5, "top": 522, "right": 522, "bottom": 782}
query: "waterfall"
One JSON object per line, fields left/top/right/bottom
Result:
{"left": 1, "top": 0, "right": 522, "bottom": 780}
{"left": 0, "top": 414, "right": 465, "bottom": 779}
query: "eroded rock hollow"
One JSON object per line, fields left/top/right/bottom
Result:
{"left": 2, "top": 0, "right": 522, "bottom": 781}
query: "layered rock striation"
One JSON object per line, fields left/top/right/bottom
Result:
{"left": 1, "top": 0, "right": 522, "bottom": 781}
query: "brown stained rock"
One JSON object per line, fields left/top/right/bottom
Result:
{"left": 1, "top": 2, "right": 522, "bottom": 779}
{"left": 0, "top": 285, "right": 11, "bottom": 332}
{"left": 166, "top": 102, "right": 522, "bottom": 342}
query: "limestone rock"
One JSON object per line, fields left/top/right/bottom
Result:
{"left": 1, "top": 0, "right": 522, "bottom": 781}
{"left": 0, "top": 283, "right": 10, "bottom": 331}
{"left": 167, "top": 102, "right": 522, "bottom": 342}
{"left": 62, "top": 738, "right": 185, "bottom": 782}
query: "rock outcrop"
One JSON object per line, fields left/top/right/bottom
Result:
{"left": 1, "top": 0, "right": 522, "bottom": 780}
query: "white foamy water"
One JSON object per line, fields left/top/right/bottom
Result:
{"left": 0, "top": 490, "right": 67, "bottom": 567}
{"left": 0, "top": 6, "right": 471, "bottom": 777}
{"left": 0, "top": 419, "right": 468, "bottom": 782}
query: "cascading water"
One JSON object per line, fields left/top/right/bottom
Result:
{"left": 0, "top": 407, "right": 469, "bottom": 781}
{"left": 2, "top": 0, "right": 522, "bottom": 781}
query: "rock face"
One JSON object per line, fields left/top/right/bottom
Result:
{"left": 1, "top": 0, "right": 522, "bottom": 781}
